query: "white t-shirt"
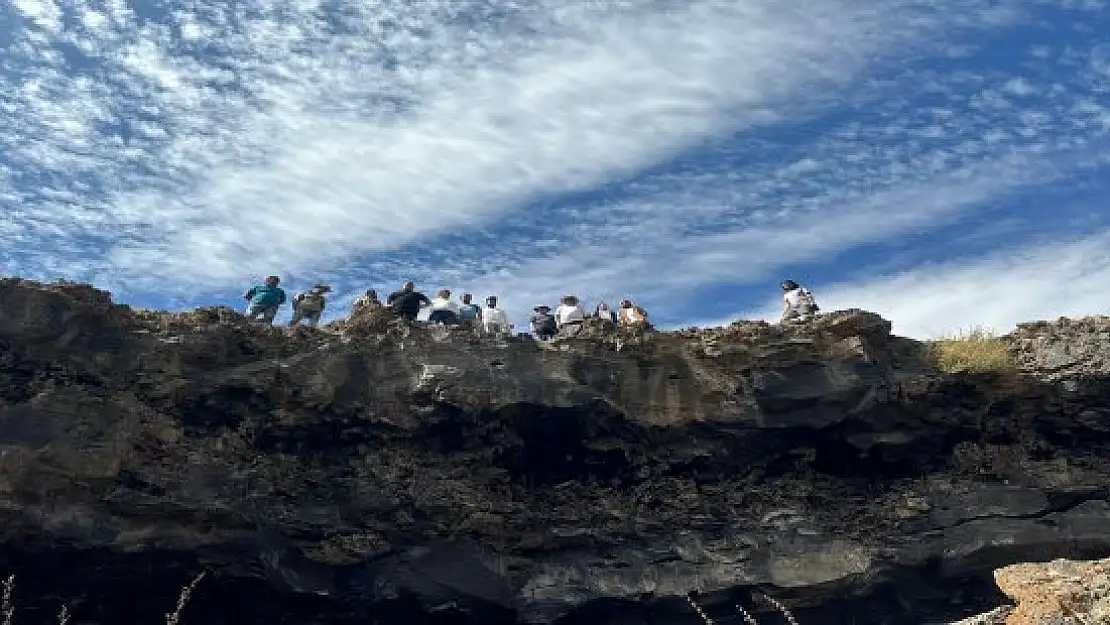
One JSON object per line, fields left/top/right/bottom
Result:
{"left": 555, "top": 304, "right": 585, "bottom": 326}
{"left": 428, "top": 297, "right": 460, "bottom": 313}
{"left": 482, "top": 307, "right": 510, "bottom": 332}
{"left": 783, "top": 287, "right": 813, "bottom": 311}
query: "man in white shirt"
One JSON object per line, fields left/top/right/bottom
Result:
{"left": 780, "top": 279, "right": 819, "bottom": 322}
{"left": 554, "top": 295, "right": 586, "bottom": 337}
{"left": 481, "top": 296, "right": 512, "bottom": 335}
{"left": 427, "top": 289, "right": 461, "bottom": 325}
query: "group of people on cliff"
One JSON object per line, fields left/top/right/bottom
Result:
{"left": 241, "top": 276, "right": 819, "bottom": 336}
{"left": 241, "top": 277, "right": 654, "bottom": 338}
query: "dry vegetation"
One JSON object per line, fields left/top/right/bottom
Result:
{"left": 0, "top": 571, "right": 206, "bottom": 625}
{"left": 686, "top": 592, "right": 801, "bottom": 624}
{"left": 923, "top": 327, "right": 1017, "bottom": 374}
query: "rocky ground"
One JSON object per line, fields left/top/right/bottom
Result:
{"left": 1, "top": 279, "right": 1110, "bottom": 625}
{"left": 951, "top": 556, "right": 1110, "bottom": 624}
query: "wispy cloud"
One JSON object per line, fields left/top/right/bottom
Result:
{"left": 1, "top": 0, "right": 1109, "bottom": 334}
{"left": 719, "top": 232, "right": 1110, "bottom": 340}
{"left": 1, "top": 0, "right": 943, "bottom": 282}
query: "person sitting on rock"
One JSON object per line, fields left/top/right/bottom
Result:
{"left": 427, "top": 289, "right": 460, "bottom": 325}
{"left": 243, "top": 275, "right": 287, "bottom": 325}
{"left": 555, "top": 295, "right": 586, "bottom": 337}
{"left": 481, "top": 296, "right": 512, "bottom": 336}
{"left": 530, "top": 305, "right": 557, "bottom": 340}
{"left": 351, "top": 289, "right": 381, "bottom": 315}
{"left": 387, "top": 281, "right": 432, "bottom": 322}
{"left": 458, "top": 293, "right": 483, "bottom": 325}
{"left": 289, "top": 284, "right": 331, "bottom": 328}
{"left": 618, "top": 299, "right": 648, "bottom": 326}
{"left": 780, "top": 279, "right": 820, "bottom": 323}
{"left": 595, "top": 301, "right": 617, "bottom": 323}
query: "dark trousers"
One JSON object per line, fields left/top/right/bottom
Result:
{"left": 428, "top": 310, "right": 458, "bottom": 325}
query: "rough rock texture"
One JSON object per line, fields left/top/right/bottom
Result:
{"left": 948, "top": 606, "right": 1014, "bottom": 625}
{"left": 953, "top": 557, "right": 1110, "bottom": 624}
{"left": 2, "top": 279, "right": 1110, "bottom": 625}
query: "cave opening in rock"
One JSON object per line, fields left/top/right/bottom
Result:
{"left": 180, "top": 385, "right": 263, "bottom": 431}
{"left": 491, "top": 403, "right": 630, "bottom": 485}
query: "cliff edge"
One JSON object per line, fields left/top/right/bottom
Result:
{"left": 1, "top": 279, "right": 1109, "bottom": 625}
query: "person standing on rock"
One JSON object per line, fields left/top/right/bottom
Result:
{"left": 387, "top": 281, "right": 431, "bottom": 322}
{"left": 458, "top": 293, "right": 483, "bottom": 326}
{"left": 481, "top": 296, "right": 512, "bottom": 336}
{"left": 618, "top": 299, "right": 648, "bottom": 326}
{"left": 595, "top": 301, "right": 617, "bottom": 323}
{"left": 555, "top": 295, "right": 586, "bottom": 338}
{"left": 780, "top": 279, "right": 820, "bottom": 323}
{"left": 289, "top": 284, "right": 331, "bottom": 328}
{"left": 530, "top": 305, "right": 557, "bottom": 340}
{"left": 350, "top": 289, "right": 381, "bottom": 315}
{"left": 243, "top": 275, "right": 287, "bottom": 325}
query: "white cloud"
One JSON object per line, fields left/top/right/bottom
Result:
{"left": 1, "top": 0, "right": 1031, "bottom": 288}
{"left": 690, "top": 233, "right": 1110, "bottom": 340}
{"left": 1, "top": 0, "right": 1109, "bottom": 339}
{"left": 0, "top": 0, "right": 920, "bottom": 282}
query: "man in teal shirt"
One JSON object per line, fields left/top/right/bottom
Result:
{"left": 458, "top": 293, "right": 482, "bottom": 326}
{"left": 243, "top": 275, "right": 287, "bottom": 324}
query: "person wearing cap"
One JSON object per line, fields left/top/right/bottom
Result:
{"left": 530, "top": 305, "right": 557, "bottom": 340}
{"left": 243, "top": 275, "right": 287, "bottom": 325}
{"left": 290, "top": 284, "right": 332, "bottom": 328}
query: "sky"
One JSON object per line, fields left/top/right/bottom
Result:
{"left": 1, "top": 0, "right": 1109, "bottom": 339}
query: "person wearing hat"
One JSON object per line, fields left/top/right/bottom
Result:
{"left": 780, "top": 279, "right": 819, "bottom": 323}
{"left": 530, "top": 305, "right": 557, "bottom": 340}
{"left": 289, "top": 283, "right": 332, "bottom": 328}
{"left": 243, "top": 275, "right": 287, "bottom": 325}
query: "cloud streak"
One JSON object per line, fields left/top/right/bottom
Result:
{"left": 1, "top": 0, "right": 1109, "bottom": 334}
{"left": 722, "top": 232, "right": 1110, "bottom": 340}
{"left": 2, "top": 0, "right": 923, "bottom": 281}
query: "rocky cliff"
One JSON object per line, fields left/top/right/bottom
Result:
{"left": 1, "top": 279, "right": 1110, "bottom": 625}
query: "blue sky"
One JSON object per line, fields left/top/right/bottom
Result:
{"left": 1, "top": 0, "right": 1109, "bottom": 338}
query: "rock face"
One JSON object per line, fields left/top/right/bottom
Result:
{"left": 952, "top": 557, "right": 1110, "bottom": 624}
{"left": 2, "top": 279, "right": 1110, "bottom": 625}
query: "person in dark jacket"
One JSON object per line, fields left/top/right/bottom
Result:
{"left": 386, "top": 281, "right": 431, "bottom": 321}
{"left": 530, "top": 305, "right": 557, "bottom": 340}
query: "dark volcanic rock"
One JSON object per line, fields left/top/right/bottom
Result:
{"left": 1, "top": 279, "right": 1110, "bottom": 625}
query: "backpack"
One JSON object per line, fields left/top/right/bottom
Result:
{"left": 295, "top": 292, "right": 325, "bottom": 312}
{"left": 799, "top": 289, "right": 819, "bottom": 312}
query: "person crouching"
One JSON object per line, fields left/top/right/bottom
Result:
{"left": 427, "top": 289, "right": 460, "bottom": 325}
